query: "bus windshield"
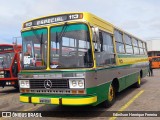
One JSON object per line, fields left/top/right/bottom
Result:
{"left": 0, "top": 53, "right": 14, "bottom": 69}
{"left": 50, "top": 23, "right": 93, "bottom": 68}
{"left": 22, "top": 28, "right": 48, "bottom": 69}
{"left": 152, "top": 57, "right": 160, "bottom": 62}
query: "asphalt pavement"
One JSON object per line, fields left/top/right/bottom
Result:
{"left": 0, "top": 69, "right": 160, "bottom": 120}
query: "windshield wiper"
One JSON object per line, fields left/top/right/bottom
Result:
{"left": 55, "top": 22, "right": 68, "bottom": 53}
{"left": 58, "top": 22, "right": 68, "bottom": 41}
{"left": 40, "top": 32, "right": 43, "bottom": 57}
{"left": 31, "top": 27, "right": 44, "bottom": 44}
{"left": 30, "top": 27, "right": 45, "bottom": 67}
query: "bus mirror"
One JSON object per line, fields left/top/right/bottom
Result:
{"left": 94, "top": 27, "right": 99, "bottom": 36}
{"left": 92, "top": 27, "right": 100, "bottom": 51}
{"left": 92, "top": 27, "right": 99, "bottom": 42}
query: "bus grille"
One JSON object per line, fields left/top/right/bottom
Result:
{"left": 30, "top": 79, "right": 69, "bottom": 89}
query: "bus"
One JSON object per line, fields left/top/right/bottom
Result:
{"left": 0, "top": 44, "right": 22, "bottom": 88}
{"left": 19, "top": 12, "right": 149, "bottom": 107}
{"left": 149, "top": 56, "right": 160, "bottom": 69}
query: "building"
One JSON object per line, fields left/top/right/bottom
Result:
{"left": 146, "top": 38, "right": 160, "bottom": 57}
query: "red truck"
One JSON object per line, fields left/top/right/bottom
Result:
{"left": 0, "top": 44, "right": 21, "bottom": 89}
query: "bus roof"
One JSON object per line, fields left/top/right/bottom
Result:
{"left": 22, "top": 12, "right": 144, "bottom": 42}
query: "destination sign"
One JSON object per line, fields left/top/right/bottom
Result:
{"left": 24, "top": 13, "right": 83, "bottom": 28}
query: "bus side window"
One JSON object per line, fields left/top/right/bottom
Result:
{"left": 114, "top": 30, "right": 125, "bottom": 53}
{"left": 124, "top": 34, "right": 133, "bottom": 54}
{"left": 95, "top": 31, "right": 115, "bottom": 66}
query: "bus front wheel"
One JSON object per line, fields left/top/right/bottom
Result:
{"left": 102, "top": 83, "right": 115, "bottom": 108}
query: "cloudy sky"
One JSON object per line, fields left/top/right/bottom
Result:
{"left": 0, "top": 0, "right": 160, "bottom": 44}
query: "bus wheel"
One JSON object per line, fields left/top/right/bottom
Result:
{"left": 134, "top": 75, "right": 141, "bottom": 88}
{"left": 102, "top": 84, "right": 115, "bottom": 108}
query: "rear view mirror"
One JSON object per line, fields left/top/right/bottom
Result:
{"left": 92, "top": 26, "right": 101, "bottom": 52}
{"left": 92, "top": 27, "right": 99, "bottom": 42}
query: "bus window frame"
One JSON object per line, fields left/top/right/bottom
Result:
{"left": 49, "top": 22, "right": 94, "bottom": 69}
{"left": 114, "top": 29, "right": 126, "bottom": 54}
{"left": 124, "top": 34, "right": 134, "bottom": 54}
{"left": 21, "top": 27, "right": 48, "bottom": 70}
{"left": 93, "top": 29, "right": 116, "bottom": 67}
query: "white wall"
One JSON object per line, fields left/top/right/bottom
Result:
{"left": 146, "top": 39, "right": 160, "bottom": 51}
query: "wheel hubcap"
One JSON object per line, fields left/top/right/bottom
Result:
{"left": 138, "top": 76, "right": 141, "bottom": 85}
{"left": 108, "top": 85, "right": 114, "bottom": 102}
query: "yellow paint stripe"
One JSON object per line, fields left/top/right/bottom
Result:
{"left": 31, "top": 97, "right": 59, "bottom": 104}
{"left": 62, "top": 96, "right": 97, "bottom": 105}
{"left": 20, "top": 96, "right": 29, "bottom": 102}
{"left": 31, "top": 97, "right": 39, "bottom": 103}
{"left": 109, "top": 90, "right": 144, "bottom": 120}
{"left": 51, "top": 98, "right": 59, "bottom": 104}
{"left": 22, "top": 95, "right": 97, "bottom": 105}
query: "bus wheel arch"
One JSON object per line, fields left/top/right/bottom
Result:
{"left": 112, "top": 78, "right": 119, "bottom": 93}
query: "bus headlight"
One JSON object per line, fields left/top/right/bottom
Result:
{"left": 19, "top": 80, "right": 30, "bottom": 88}
{"left": 78, "top": 80, "right": 84, "bottom": 87}
{"left": 69, "top": 79, "right": 84, "bottom": 88}
{"left": 72, "top": 80, "right": 77, "bottom": 87}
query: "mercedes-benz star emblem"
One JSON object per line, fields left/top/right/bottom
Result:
{"left": 44, "top": 80, "right": 52, "bottom": 89}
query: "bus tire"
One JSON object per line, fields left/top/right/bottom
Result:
{"left": 102, "top": 83, "right": 115, "bottom": 108}
{"left": 134, "top": 75, "right": 141, "bottom": 88}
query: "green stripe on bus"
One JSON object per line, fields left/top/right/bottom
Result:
{"left": 22, "top": 29, "right": 47, "bottom": 37}
{"left": 20, "top": 93, "right": 94, "bottom": 99}
{"left": 51, "top": 24, "right": 88, "bottom": 33}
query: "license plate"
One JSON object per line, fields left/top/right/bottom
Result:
{"left": 39, "top": 98, "right": 51, "bottom": 104}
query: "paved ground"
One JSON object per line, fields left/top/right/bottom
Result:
{"left": 0, "top": 69, "right": 160, "bottom": 120}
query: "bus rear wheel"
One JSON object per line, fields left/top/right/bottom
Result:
{"left": 134, "top": 75, "right": 141, "bottom": 88}
{"left": 102, "top": 83, "right": 115, "bottom": 108}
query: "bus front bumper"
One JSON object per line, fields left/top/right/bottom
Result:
{"left": 20, "top": 94, "right": 97, "bottom": 106}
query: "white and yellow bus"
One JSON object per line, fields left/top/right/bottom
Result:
{"left": 19, "top": 12, "right": 148, "bottom": 107}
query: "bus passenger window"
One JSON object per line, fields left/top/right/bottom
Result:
{"left": 124, "top": 34, "right": 133, "bottom": 54}
{"left": 114, "top": 30, "right": 125, "bottom": 53}
{"left": 94, "top": 31, "right": 115, "bottom": 66}
{"left": 133, "top": 38, "right": 139, "bottom": 54}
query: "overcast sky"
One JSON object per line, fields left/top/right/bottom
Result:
{"left": 0, "top": 0, "right": 160, "bottom": 44}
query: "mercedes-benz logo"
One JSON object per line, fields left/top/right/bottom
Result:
{"left": 44, "top": 80, "right": 52, "bottom": 89}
